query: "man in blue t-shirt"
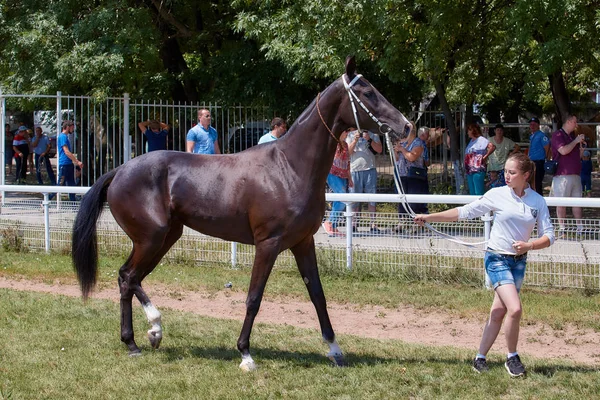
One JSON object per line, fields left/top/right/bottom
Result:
{"left": 138, "top": 120, "right": 169, "bottom": 152}
{"left": 528, "top": 117, "right": 550, "bottom": 196}
{"left": 258, "top": 117, "right": 287, "bottom": 144}
{"left": 57, "top": 121, "right": 83, "bottom": 201}
{"left": 186, "top": 109, "right": 220, "bottom": 154}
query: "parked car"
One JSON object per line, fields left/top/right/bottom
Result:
{"left": 226, "top": 121, "right": 270, "bottom": 153}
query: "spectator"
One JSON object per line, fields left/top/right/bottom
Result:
{"left": 419, "top": 127, "right": 431, "bottom": 195}
{"left": 487, "top": 124, "right": 520, "bottom": 186}
{"left": 31, "top": 126, "right": 56, "bottom": 185}
{"left": 464, "top": 123, "right": 495, "bottom": 195}
{"left": 4, "top": 123, "right": 13, "bottom": 175}
{"left": 395, "top": 125, "right": 429, "bottom": 220}
{"left": 550, "top": 114, "right": 585, "bottom": 236}
{"left": 186, "top": 108, "right": 220, "bottom": 154}
{"left": 581, "top": 150, "right": 593, "bottom": 197}
{"left": 346, "top": 128, "right": 383, "bottom": 234}
{"left": 485, "top": 170, "right": 503, "bottom": 190}
{"left": 322, "top": 128, "right": 353, "bottom": 236}
{"left": 12, "top": 125, "right": 30, "bottom": 184}
{"left": 258, "top": 117, "right": 287, "bottom": 144}
{"left": 26, "top": 128, "right": 35, "bottom": 175}
{"left": 57, "top": 121, "right": 84, "bottom": 201}
{"left": 528, "top": 117, "right": 551, "bottom": 196}
{"left": 138, "top": 120, "right": 169, "bottom": 152}
{"left": 414, "top": 152, "right": 554, "bottom": 377}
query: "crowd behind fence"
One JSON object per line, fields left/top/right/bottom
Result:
{"left": 3, "top": 92, "right": 600, "bottom": 194}
{"left": 1, "top": 185, "right": 599, "bottom": 291}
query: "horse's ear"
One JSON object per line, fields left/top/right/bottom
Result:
{"left": 345, "top": 56, "right": 356, "bottom": 78}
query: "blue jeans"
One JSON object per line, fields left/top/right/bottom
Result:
{"left": 484, "top": 251, "right": 527, "bottom": 292}
{"left": 58, "top": 163, "right": 77, "bottom": 201}
{"left": 327, "top": 174, "right": 348, "bottom": 229}
{"left": 467, "top": 171, "right": 486, "bottom": 195}
{"left": 34, "top": 153, "right": 57, "bottom": 185}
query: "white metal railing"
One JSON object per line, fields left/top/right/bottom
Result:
{"left": 1, "top": 185, "right": 600, "bottom": 290}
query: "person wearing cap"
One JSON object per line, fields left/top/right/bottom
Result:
{"left": 581, "top": 149, "right": 593, "bottom": 197}
{"left": 12, "top": 125, "right": 31, "bottom": 184}
{"left": 57, "top": 121, "right": 83, "bottom": 201}
{"left": 487, "top": 124, "right": 520, "bottom": 188}
{"left": 528, "top": 117, "right": 551, "bottom": 196}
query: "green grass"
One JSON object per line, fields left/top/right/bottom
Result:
{"left": 1, "top": 250, "right": 600, "bottom": 332}
{"left": 0, "top": 289, "right": 599, "bottom": 400}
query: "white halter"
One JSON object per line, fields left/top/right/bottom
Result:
{"left": 343, "top": 74, "right": 488, "bottom": 250}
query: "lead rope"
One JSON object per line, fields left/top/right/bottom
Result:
{"left": 383, "top": 130, "right": 490, "bottom": 250}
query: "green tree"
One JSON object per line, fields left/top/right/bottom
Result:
{"left": 508, "top": 0, "right": 600, "bottom": 124}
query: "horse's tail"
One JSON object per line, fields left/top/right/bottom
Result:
{"left": 72, "top": 168, "right": 119, "bottom": 299}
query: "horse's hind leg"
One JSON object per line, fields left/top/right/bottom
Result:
{"left": 237, "top": 239, "right": 280, "bottom": 371}
{"left": 119, "top": 224, "right": 182, "bottom": 355}
{"left": 290, "top": 237, "right": 345, "bottom": 366}
{"left": 134, "top": 224, "right": 183, "bottom": 350}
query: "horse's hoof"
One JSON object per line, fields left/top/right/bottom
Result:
{"left": 328, "top": 353, "right": 347, "bottom": 367}
{"left": 239, "top": 359, "right": 258, "bottom": 372}
{"left": 148, "top": 330, "right": 163, "bottom": 350}
{"left": 129, "top": 350, "right": 142, "bottom": 357}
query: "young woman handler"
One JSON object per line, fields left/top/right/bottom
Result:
{"left": 414, "top": 152, "right": 555, "bottom": 377}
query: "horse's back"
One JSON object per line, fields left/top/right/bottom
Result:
{"left": 106, "top": 150, "right": 319, "bottom": 246}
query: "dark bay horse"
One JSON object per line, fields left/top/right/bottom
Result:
{"left": 72, "top": 57, "right": 410, "bottom": 370}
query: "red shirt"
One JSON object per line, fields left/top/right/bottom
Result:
{"left": 330, "top": 142, "right": 350, "bottom": 179}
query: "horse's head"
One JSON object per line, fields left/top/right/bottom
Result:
{"left": 337, "top": 56, "right": 411, "bottom": 142}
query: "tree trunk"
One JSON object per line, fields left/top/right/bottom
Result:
{"left": 435, "top": 81, "right": 459, "bottom": 162}
{"left": 435, "top": 81, "right": 465, "bottom": 194}
{"left": 548, "top": 70, "right": 571, "bottom": 126}
{"left": 159, "top": 37, "right": 199, "bottom": 102}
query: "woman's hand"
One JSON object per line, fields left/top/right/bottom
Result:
{"left": 414, "top": 214, "right": 428, "bottom": 226}
{"left": 512, "top": 240, "right": 532, "bottom": 255}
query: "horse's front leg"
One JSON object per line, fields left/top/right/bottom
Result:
{"left": 291, "top": 236, "right": 345, "bottom": 367}
{"left": 237, "top": 239, "right": 280, "bottom": 371}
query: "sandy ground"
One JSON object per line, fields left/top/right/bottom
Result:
{"left": 1, "top": 276, "right": 599, "bottom": 366}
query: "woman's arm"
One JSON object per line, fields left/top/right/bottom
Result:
{"left": 398, "top": 145, "right": 424, "bottom": 163}
{"left": 482, "top": 142, "right": 495, "bottom": 162}
{"left": 414, "top": 208, "right": 459, "bottom": 226}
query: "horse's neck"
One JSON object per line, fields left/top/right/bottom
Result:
{"left": 282, "top": 104, "right": 339, "bottom": 187}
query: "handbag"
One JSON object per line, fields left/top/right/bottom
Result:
{"left": 408, "top": 166, "right": 428, "bottom": 180}
{"left": 544, "top": 160, "right": 558, "bottom": 175}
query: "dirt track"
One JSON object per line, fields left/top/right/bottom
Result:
{"left": 1, "top": 276, "right": 599, "bottom": 365}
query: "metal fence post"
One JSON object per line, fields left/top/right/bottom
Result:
{"left": 42, "top": 193, "right": 50, "bottom": 253}
{"left": 123, "top": 93, "right": 130, "bottom": 163}
{"left": 231, "top": 242, "right": 237, "bottom": 268}
{"left": 343, "top": 202, "right": 354, "bottom": 271}
{"left": 481, "top": 211, "right": 493, "bottom": 289}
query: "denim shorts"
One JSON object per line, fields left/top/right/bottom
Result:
{"left": 484, "top": 250, "right": 527, "bottom": 292}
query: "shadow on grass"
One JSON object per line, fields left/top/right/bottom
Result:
{"left": 157, "top": 345, "right": 600, "bottom": 374}
{"left": 529, "top": 363, "right": 600, "bottom": 376}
